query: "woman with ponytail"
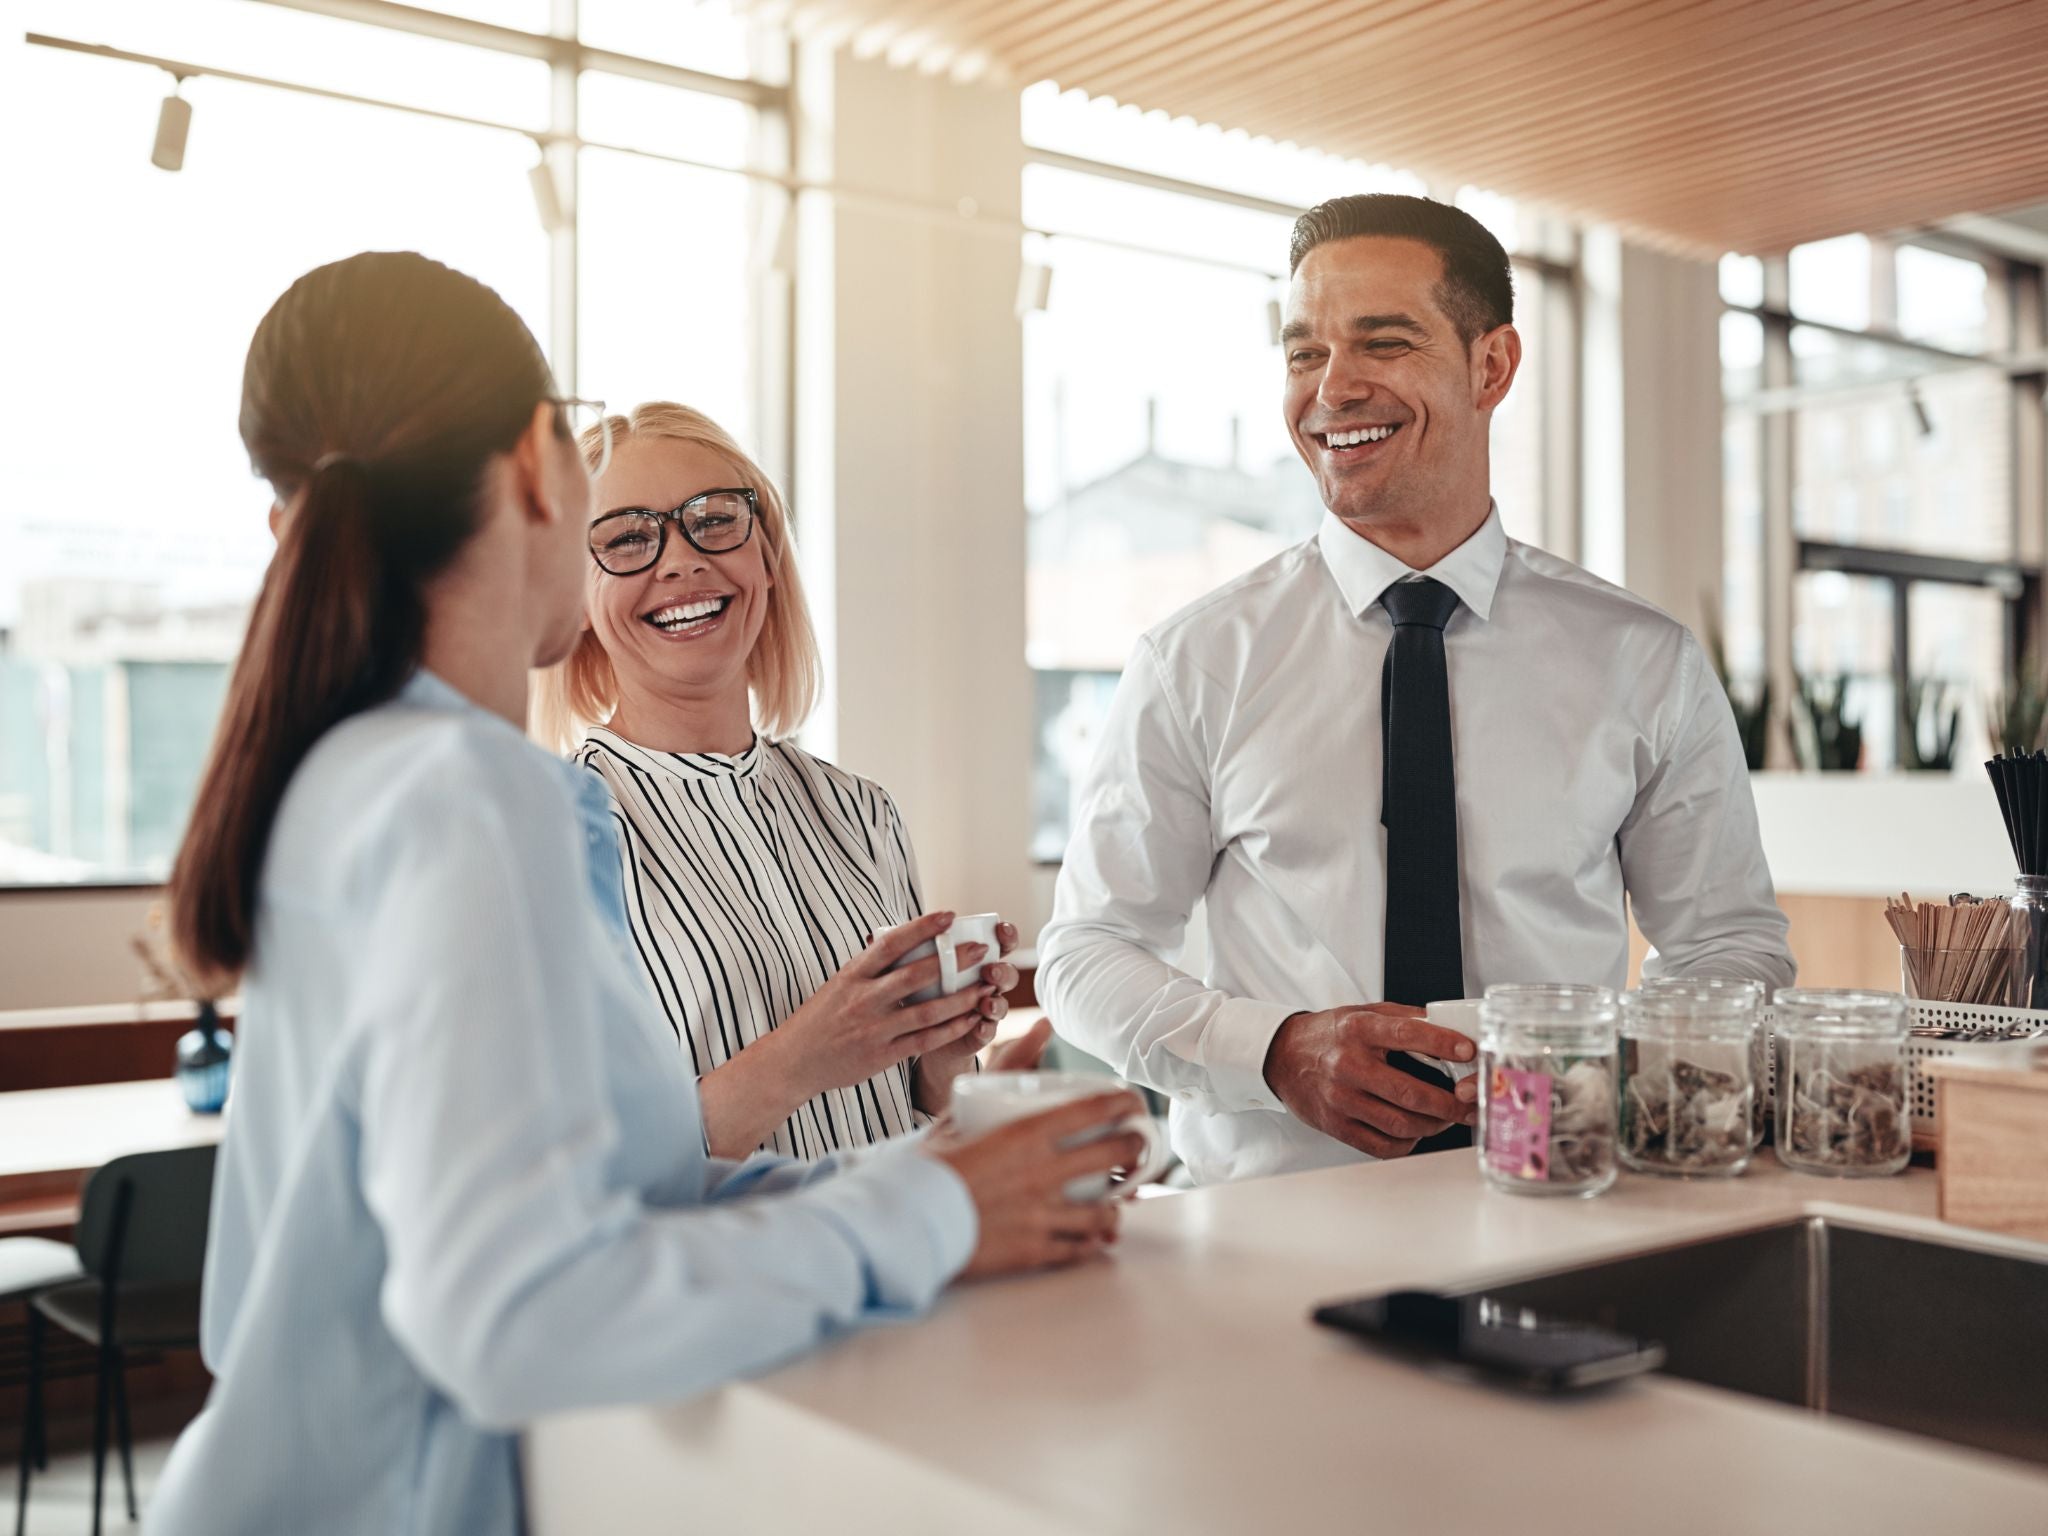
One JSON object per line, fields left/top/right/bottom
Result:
{"left": 149, "top": 252, "right": 1144, "bottom": 1536}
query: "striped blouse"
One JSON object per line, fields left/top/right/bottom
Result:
{"left": 576, "top": 727, "right": 928, "bottom": 1159}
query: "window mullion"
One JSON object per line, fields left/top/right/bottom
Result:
{"left": 544, "top": 4, "right": 578, "bottom": 395}
{"left": 1761, "top": 258, "right": 1797, "bottom": 768}
{"left": 1892, "top": 576, "right": 1912, "bottom": 769}
{"left": 2012, "top": 262, "right": 2047, "bottom": 649}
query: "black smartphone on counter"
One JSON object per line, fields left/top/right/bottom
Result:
{"left": 1312, "top": 1289, "right": 1665, "bottom": 1393}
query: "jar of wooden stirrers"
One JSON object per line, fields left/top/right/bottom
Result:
{"left": 1888, "top": 893, "right": 2023, "bottom": 1008}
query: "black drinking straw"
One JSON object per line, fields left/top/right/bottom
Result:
{"left": 2035, "top": 751, "right": 2048, "bottom": 873}
{"left": 1981, "top": 753, "right": 2048, "bottom": 874}
{"left": 1996, "top": 752, "right": 2048, "bottom": 876}
{"left": 2025, "top": 754, "right": 2038, "bottom": 875}
{"left": 1988, "top": 753, "right": 2048, "bottom": 1009}
{"left": 2019, "top": 759, "right": 2031, "bottom": 867}
{"left": 1990, "top": 754, "right": 2017, "bottom": 860}
{"left": 2020, "top": 758, "right": 2038, "bottom": 876}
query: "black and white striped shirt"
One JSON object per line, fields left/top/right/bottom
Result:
{"left": 576, "top": 728, "right": 927, "bottom": 1159}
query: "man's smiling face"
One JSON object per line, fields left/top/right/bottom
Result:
{"left": 1281, "top": 235, "right": 1516, "bottom": 537}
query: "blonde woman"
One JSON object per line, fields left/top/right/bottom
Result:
{"left": 538, "top": 402, "right": 1048, "bottom": 1160}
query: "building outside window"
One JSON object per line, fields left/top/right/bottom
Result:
{"left": 1720, "top": 233, "right": 2042, "bottom": 772}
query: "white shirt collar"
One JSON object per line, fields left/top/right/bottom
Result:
{"left": 1316, "top": 502, "right": 1508, "bottom": 623}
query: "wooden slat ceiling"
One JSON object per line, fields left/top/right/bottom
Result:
{"left": 747, "top": 0, "right": 2048, "bottom": 255}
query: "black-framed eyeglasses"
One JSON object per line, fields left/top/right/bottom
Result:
{"left": 587, "top": 488, "right": 759, "bottom": 575}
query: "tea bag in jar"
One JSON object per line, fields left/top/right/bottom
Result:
{"left": 1773, "top": 990, "right": 1912, "bottom": 1178}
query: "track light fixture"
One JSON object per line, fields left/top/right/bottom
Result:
{"left": 528, "top": 156, "right": 566, "bottom": 234}
{"left": 1016, "top": 261, "right": 1053, "bottom": 319}
{"left": 151, "top": 74, "right": 191, "bottom": 172}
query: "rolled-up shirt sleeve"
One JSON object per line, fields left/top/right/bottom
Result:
{"left": 1621, "top": 633, "right": 1796, "bottom": 993}
{"left": 350, "top": 757, "right": 975, "bottom": 1433}
{"left": 1039, "top": 639, "right": 1293, "bottom": 1114}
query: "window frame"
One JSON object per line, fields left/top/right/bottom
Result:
{"left": 1724, "top": 238, "right": 2048, "bottom": 769}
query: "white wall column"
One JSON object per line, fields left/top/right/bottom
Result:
{"left": 793, "top": 46, "right": 1033, "bottom": 929}
{"left": 1620, "top": 242, "right": 1725, "bottom": 643}
{"left": 1580, "top": 231, "right": 1726, "bottom": 644}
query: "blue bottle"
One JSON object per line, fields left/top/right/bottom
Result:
{"left": 175, "top": 1001, "right": 233, "bottom": 1114}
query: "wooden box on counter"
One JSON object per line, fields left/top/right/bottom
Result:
{"left": 1923, "top": 1045, "right": 2048, "bottom": 1242}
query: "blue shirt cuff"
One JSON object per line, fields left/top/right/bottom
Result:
{"left": 814, "top": 1139, "right": 978, "bottom": 1314}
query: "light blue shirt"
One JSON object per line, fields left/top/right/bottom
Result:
{"left": 149, "top": 672, "right": 976, "bottom": 1535}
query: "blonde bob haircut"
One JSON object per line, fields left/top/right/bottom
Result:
{"left": 532, "top": 401, "right": 821, "bottom": 752}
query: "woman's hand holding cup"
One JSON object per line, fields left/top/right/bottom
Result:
{"left": 925, "top": 1089, "right": 1152, "bottom": 1279}
{"left": 770, "top": 912, "right": 991, "bottom": 1099}
{"left": 911, "top": 917, "right": 1029, "bottom": 1111}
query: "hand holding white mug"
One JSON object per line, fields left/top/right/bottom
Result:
{"left": 950, "top": 1071, "right": 1172, "bottom": 1201}
{"left": 925, "top": 1087, "right": 1155, "bottom": 1278}
{"left": 1415, "top": 1000, "right": 1483, "bottom": 1084}
{"left": 697, "top": 912, "right": 995, "bottom": 1158}
{"left": 908, "top": 915, "right": 1026, "bottom": 1113}
{"left": 769, "top": 911, "right": 991, "bottom": 1098}
{"left": 898, "top": 913, "right": 1018, "bottom": 1011}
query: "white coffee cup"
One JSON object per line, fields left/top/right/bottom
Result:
{"left": 950, "top": 1070, "right": 1173, "bottom": 1201}
{"left": 897, "top": 912, "right": 1002, "bottom": 1005}
{"left": 1414, "top": 998, "right": 1483, "bottom": 1084}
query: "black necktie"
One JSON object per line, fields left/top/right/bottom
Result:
{"left": 1379, "top": 577, "right": 1471, "bottom": 1152}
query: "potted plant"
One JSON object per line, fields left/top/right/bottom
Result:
{"left": 1792, "top": 672, "right": 1863, "bottom": 772}
{"left": 1987, "top": 663, "right": 2048, "bottom": 757}
{"left": 1898, "top": 677, "right": 1961, "bottom": 772}
{"left": 1702, "top": 605, "right": 1770, "bottom": 771}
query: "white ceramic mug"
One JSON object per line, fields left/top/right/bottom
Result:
{"left": 950, "top": 1070, "right": 1173, "bottom": 1201}
{"left": 1410, "top": 998, "right": 1483, "bottom": 1085}
{"left": 897, "top": 912, "right": 1002, "bottom": 1005}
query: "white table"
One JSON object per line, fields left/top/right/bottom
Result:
{"left": 0, "top": 1079, "right": 225, "bottom": 1234}
{"left": 526, "top": 1154, "right": 2048, "bottom": 1534}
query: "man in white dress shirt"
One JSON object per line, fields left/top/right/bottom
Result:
{"left": 1040, "top": 194, "right": 1794, "bottom": 1185}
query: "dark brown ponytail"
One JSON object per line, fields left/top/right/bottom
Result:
{"left": 168, "top": 252, "right": 556, "bottom": 990}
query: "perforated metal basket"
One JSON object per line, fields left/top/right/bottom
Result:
{"left": 1761, "top": 999, "right": 2048, "bottom": 1146}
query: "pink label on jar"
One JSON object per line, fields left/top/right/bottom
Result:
{"left": 1485, "top": 1066, "right": 1553, "bottom": 1181}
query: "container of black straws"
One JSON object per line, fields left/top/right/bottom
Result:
{"left": 1986, "top": 751, "right": 2048, "bottom": 1010}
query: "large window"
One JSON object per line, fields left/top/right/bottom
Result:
{"left": 1021, "top": 166, "right": 1313, "bottom": 860}
{"left": 1021, "top": 86, "right": 1574, "bottom": 859}
{"left": 0, "top": 1, "right": 779, "bottom": 883}
{"left": 1720, "top": 234, "right": 2042, "bottom": 771}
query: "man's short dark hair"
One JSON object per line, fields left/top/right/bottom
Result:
{"left": 1288, "top": 194, "right": 1514, "bottom": 347}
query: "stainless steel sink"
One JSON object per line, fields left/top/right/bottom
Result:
{"left": 1462, "top": 1219, "right": 2048, "bottom": 1467}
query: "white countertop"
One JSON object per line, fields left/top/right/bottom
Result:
{"left": 524, "top": 1156, "right": 2048, "bottom": 1534}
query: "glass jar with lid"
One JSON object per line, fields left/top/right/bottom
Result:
{"left": 1772, "top": 989, "right": 1911, "bottom": 1177}
{"left": 1640, "top": 975, "right": 1768, "bottom": 1149}
{"left": 1478, "top": 988, "right": 1620, "bottom": 1198}
{"left": 1619, "top": 989, "right": 1757, "bottom": 1177}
